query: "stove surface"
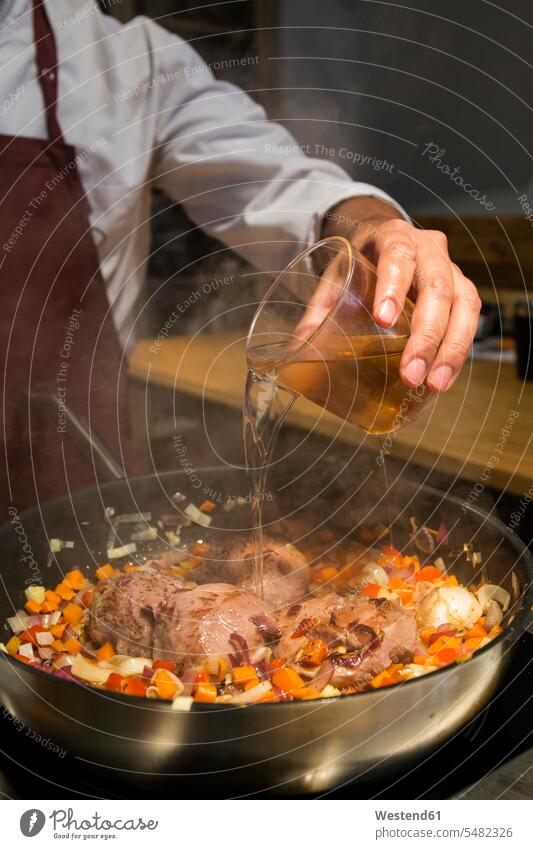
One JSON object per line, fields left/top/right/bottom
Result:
{"left": 1, "top": 636, "right": 531, "bottom": 800}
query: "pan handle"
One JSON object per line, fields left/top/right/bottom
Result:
{"left": 31, "top": 390, "right": 126, "bottom": 481}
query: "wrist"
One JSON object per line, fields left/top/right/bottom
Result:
{"left": 321, "top": 195, "right": 404, "bottom": 244}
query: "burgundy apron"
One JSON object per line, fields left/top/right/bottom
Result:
{"left": 0, "top": 0, "right": 130, "bottom": 518}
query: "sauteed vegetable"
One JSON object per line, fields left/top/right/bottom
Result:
{"left": 2, "top": 504, "right": 507, "bottom": 706}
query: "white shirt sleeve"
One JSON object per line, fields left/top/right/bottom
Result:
{"left": 147, "top": 25, "right": 407, "bottom": 271}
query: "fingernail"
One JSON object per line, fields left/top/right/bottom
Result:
{"left": 402, "top": 358, "right": 427, "bottom": 386}
{"left": 377, "top": 298, "right": 397, "bottom": 326}
{"left": 429, "top": 365, "right": 454, "bottom": 391}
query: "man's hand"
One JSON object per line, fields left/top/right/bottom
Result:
{"left": 323, "top": 197, "right": 481, "bottom": 392}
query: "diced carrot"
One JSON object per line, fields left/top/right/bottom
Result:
{"left": 257, "top": 689, "right": 278, "bottom": 703}
{"left": 379, "top": 545, "right": 403, "bottom": 567}
{"left": 42, "top": 589, "right": 61, "bottom": 610}
{"left": 55, "top": 581, "right": 75, "bottom": 601}
{"left": 370, "top": 671, "right": 395, "bottom": 688}
{"left": 419, "top": 627, "right": 435, "bottom": 646}
{"left": 62, "top": 602, "right": 83, "bottom": 627}
{"left": 189, "top": 542, "right": 211, "bottom": 557}
{"left": 152, "top": 659, "right": 177, "bottom": 672}
{"left": 437, "top": 647, "right": 460, "bottom": 665}
{"left": 270, "top": 657, "right": 285, "bottom": 671}
{"left": 402, "top": 554, "right": 420, "bottom": 572}
{"left": 463, "top": 637, "right": 484, "bottom": 653}
{"left": 6, "top": 635, "right": 21, "bottom": 655}
{"left": 50, "top": 623, "right": 66, "bottom": 639}
{"left": 302, "top": 639, "right": 327, "bottom": 666}
{"left": 153, "top": 668, "right": 180, "bottom": 700}
{"left": 52, "top": 639, "right": 66, "bottom": 652}
{"left": 311, "top": 565, "right": 338, "bottom": 584}
{"left": 465, "top": 625, "right": 487, "bottom": 640}
{"left": 232, "top": 664, "right": 257, "bottom": 685}
{"left": 389, "top": 577, "right": 407, "bottom": 590}
{"left": 63, "top": 638, "right": 82, "bottom": 654}
{"left": 65, "top": 569, "right": 85, "bottom": 590}
{"left": 194, "top": 682, "right": 217, "bottom": 703}
{"left": 445, "top": 574, "right": 459, "bottom": 587}
{"left": 81, "top": 590, "right": 94, "bottom": 607}
{"left": 199, "top": 500, "right": 216, "bottom": 513}
{"left": 428, "top": 635, "right": 461, "bottom": 656}
{"left": 272, "top": 667, "right": 306, "bottom": 696}
{"left": 24, "top": 599, "right": 42, "bottom": 614}
{"left": 19, "top": 625, "right": 47, "bottom": 645}
{"left": 95, "top": 564, "right": 115, "bottom": 582}
{"left": 122, "top": 563, "right": 139, "bottom": 573}
{"left": 124, "top": 677, "right": 148, "bottom": 697}
{"left": 416, "top": 566, "right": 444, "bottom": 583}
{"left": 397, "top": 588, "right": 414, "bottom": 605}
{"left": 244, "top": 676, "right": 260, "bottom": 691}
{"left": 106, "top": 672, "right": 125, "bottom": 692}
{"left": 97, "top": 642, "right": 115, "bottom": 661}
{"left": 360, "top": 583, "right": 380, "bottom": 598}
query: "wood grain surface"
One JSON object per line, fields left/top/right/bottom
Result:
{"left": 130, "top": 332, "right": 533, "bottom": 496}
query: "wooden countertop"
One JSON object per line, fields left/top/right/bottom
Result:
{"left": 129, "top": 332, "right": 532, "bottom": 497}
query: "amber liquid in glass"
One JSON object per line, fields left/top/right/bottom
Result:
{"left": 249, "top": 334, "right": 431, "bottom": 435}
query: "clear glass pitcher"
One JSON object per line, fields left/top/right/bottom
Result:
{"left": 246, "top": 236, "right": 434, "bottom": 435}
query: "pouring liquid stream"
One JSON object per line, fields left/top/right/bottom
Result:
{"left": 244, "top": 333, "right": 428, "bottom": 594}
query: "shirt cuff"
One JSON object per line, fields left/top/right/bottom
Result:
{"left": 307, "top": 181, "right": 412, "bottom": 245}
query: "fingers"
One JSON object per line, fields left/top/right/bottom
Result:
{"left": 426, "top": 268, "right": 481, "bottom": 391}
{"left": 371, "top": 221, "right": 417, "bottom": 327}
{"left": 399, "top": 232, "right": 455, "bottom": 387}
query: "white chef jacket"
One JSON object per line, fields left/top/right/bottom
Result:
{"left": 0, "top": 0, "right": 405, "bottom": 347}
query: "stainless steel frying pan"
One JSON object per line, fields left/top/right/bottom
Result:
{"left": 0, "top": 463, "right": 531, "bottom": 796}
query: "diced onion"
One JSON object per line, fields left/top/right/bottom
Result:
{"left": 63, "top": 541, "right": 74, "bottom": 549}
{"left": 7, "top": 612, "right": 29, "bottom": 635}
{"left": 71, "top": 654, "right": 112, "bottom": 684}
{"left": 54, "top": 654, "right": 74, "bottom": 669}
{"left": 230, "top": 681, "right": 272, "bottom": 704}
{"left": 18, "top": 643, "right": 35, "bottom": 660}
{"left": 165, "top": 531, "right": 181, "bottom": 546}
{"left": 107, "top": 542, "right": 137, "bottom": 559}
{"left": 49, "top": 539, "right": 62, "bottom": 553}
{"left": 171, "top": 696, "right": 194, "bottom": 712}
{"left": 118, "top": 512, "right": 152, "bottom": 524}
{"left": 184, "top": 503, "right": 212, "bottom": 528}
{"left": 38, "top": 647, "right": 54, "bottom": 661}
{"left": 434, "top": 557, "right": 446, "bottom": 573}
{"left": 36, "top": 631, "right": 54, "bottom": 646}
{"left": 25, "top": 586, "right": 45, "bottom": 604}
{"left": 131, "top": 527, "right": 158, "bottom": 542}
{"left": 476, "top": 584, "right": 510, "bottom": 613}
{"left": 108, "top": 655, "right": 152, "bottom": 676}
